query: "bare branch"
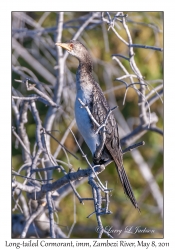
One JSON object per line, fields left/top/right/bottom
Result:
{"left": 46, "top": 192, "right": 56, "bottom": 238}
{"left": 21, "top": 204, "right": 45, "bottom": 238}
{"left": 12, "top": 127, "right": 32, "bottom": 159}
{"left": 129, "top": 44, "right": 163, "bottom": 51}
{"left": 12, "top": 38, "right": 56, "bottom": 85}
{"left": 122, "top": 141, "right": 145, "bottom": 154}
{"left": 12, "top": 165, "right": 105, "bottom": 200}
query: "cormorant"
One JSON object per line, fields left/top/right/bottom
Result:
{"left": 55, "top": 40, "right": 139, "bottom": 210}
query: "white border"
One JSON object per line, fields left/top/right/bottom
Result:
{"left": 0, "top": 1, "right": 174, "bottom": 249}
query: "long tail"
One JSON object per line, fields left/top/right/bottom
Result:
{"left": 116, "top": 164, "right": 140, "bottom": 211}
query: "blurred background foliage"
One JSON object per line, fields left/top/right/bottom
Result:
{"left": 12, "top": 11, "right": 163, "bottom": 238}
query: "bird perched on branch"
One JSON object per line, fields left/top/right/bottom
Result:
{"left": 55, "top": 40, "right": 139, "bottom": 210}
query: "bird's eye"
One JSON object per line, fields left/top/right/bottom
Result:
{"left": 70, "top": 43, "right": 74, "bottom": 50}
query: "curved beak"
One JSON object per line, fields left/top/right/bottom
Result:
{"left": 55, "top": 42, "right": 72, "bottom": 51}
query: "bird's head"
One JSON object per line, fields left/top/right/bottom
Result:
{"left": 55, "top": 40, "right": 91, "bottom": 63}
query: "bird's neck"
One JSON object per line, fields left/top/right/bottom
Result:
{"left": 75, "top": 60, "right": 94, "bottom": 104}
{"left": 76, "top": 61, "right": 94, "bottom": 90}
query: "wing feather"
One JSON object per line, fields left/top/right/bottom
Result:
{"left": 91, "top": 82, "right": 139, "bottom": 210}
{"left": 91, "top": 83, "right": 123, "bottom": 168}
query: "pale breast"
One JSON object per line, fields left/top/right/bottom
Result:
{"left": 75, "top": 89, "right": 100, "bottom": 155}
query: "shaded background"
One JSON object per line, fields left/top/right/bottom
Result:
{"left": 12, "top": 12, "right": 163, "bottom": 238}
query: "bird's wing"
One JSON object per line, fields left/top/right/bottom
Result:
{"left": 91, "top": 83, "right": 123, "bottom": 168}
{"left": 91, "top": 83, "right": 139, "bottom": 210}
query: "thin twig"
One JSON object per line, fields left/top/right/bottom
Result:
{"left": 69, "top": 128, "right": 108, "bottom": 191}
{"left": 20, "top": 205, "right": 45, "bottom": 238}
{"left": 95, "top": 106, "right": 117, "bottom": 134}
{"left": 53, "top": 119, "right": 76, "bottom": 158}
{"left": 69, "top": 180, "right": 84, "bottom": 204}
{"left": 111, "top": 54, "right": 129, "bottom": 61}
{"left": 45, "top": 129, "right": 78, "bottom": 160}
{"left": 12, "top": 170, "right": 52, "bottom": 182}
{"left": 129, "top": 44, "right": 163, "bottom": 51}
{"left": 30, "top": 100, "right": 45, "bottom": 151}
{"left": 12, "top": 127, "right": 32, "bottom": 159}
{"left": 122, "top": 141, "right": 145, "bottom": 154}
{"left": 78, "top": 98, "right": 100, "bottom": 127}
{"left": 12, "top": 38, "right": 56, "bottom": 85}
{"left": 46, "top": 192, "right": 56, "bottom": 238}
{"left": 31, "top": 166, "right": 61, "bottom": 173}
{"left": 67, "top": 194, "right": 77, "bottom": 238}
